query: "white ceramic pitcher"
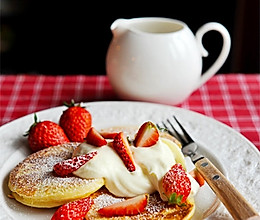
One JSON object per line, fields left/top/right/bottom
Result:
{"left": 106, "top": 17, "right": 231, "bottom": 105}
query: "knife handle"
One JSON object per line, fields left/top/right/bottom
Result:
{"left": 195, "top": 157, "right": 259, "bottom": 220}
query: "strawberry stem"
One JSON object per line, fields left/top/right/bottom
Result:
{"left": 63, "top": 99, "right": 84, "bottom": 108}
{"left": 23, "top": 113, "right": 39, "bottom": 136}
{"left": 63, "top": 99, "right": 75, "bottom": 107}
{"left": 168, "top": 193, "right": 185, "bottom": 206}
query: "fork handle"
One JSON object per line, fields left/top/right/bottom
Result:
{"left": 195, "top": 157, "right": 259, "bottom": 220}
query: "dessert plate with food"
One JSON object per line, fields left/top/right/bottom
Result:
{"left": 0, "top": 101, "right": 259, "bottom": 219}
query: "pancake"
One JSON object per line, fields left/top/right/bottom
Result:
{"left": 8, "top": 142, "right": 104, "bottom": 208}
{"left": 8, "top": 126, "right": 196, "bottom": 219}
{"left": 87, "top": 187, "right": 195, "bottom": 220}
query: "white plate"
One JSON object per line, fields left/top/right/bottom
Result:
{"left": 0, "top": 101, "right": 259, "bottom": 220}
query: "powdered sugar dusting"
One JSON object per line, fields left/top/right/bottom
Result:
{"left": 8, "top": 143, "right": 98, "bottom": 199}
{"left": 94, "top": 194, "right": 125, "bottom": 210}
{"left": 86, "top": 190, "right": 190, "bottom": 220}
{"left": 146, "top": 193, "right": 167, "bottom": 214}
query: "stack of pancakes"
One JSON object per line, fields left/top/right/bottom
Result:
{"left": 8, "top": 131, "right": 195, "bottom": 219}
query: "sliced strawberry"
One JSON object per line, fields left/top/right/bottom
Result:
{"left": 51, "top": 196, "right": 93, "bottom": 220}
{"left": 86, "top": 127, "right": 107, "bottom": 147}
{"left": 162, "top": 163, "right": 191, "bottom": 205}
{"left": 53, "top": 151, "right": 97, "bottom": 177}
{"left": 99, "top": 131, "right": 118, "bottom": 139}
{"left": 98, "top": 194, "right": 148, "bottom": 217}
{"left": 189, "top": 168, "right": 205, "bottom": 187}
{"left": 134, "top": 121, "right": 159, "bottom": 147}
{"left": 113, "top": 132, "right": 136, "bottom": 172}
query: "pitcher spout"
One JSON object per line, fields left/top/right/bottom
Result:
{"left": 110, "top": 18, "right": 129, "bottom": 36}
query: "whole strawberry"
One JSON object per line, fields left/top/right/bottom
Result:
{"left": 51, "top": 196, "right": 94, "bottom": 220}
{"left": 162, "top": 163, "right": 191, "bottom": 205}
{"left": 59, "top": 100, "right": 92, "bottom": 142}
{"left": 25, "top": 114, "right": 70, "bottom": 152}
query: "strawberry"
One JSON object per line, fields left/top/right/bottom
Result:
{"left": 134, "top": 121, "right": 159, "bottom": 147}
{"left": 162, "top": 163, "right": 191, "bottom": 205}
{"left": 113, "top": 132, "right": 136, "bottom": 172}
{"left": 25, "top": 114, "right": 69, "bottom": 152}
{"left": 98, "top": 194, "right": 148, "bottom": 217}
{"left": 53, "top": 151, "right": 97, "bottom": 177}
{"left": 59, "top": 100, "right": 92, "bottom": 142}
{"left": 51, "top": 196, "right": 93, "bottom": 220}
{"left": 189, "top": 168, "right": 205, "bottom": 187}
{"left": 86, "top": 127, "right": 107, "bottom": 147}
{"left": 99, "top": 131, "right": 118, "bottom": 139}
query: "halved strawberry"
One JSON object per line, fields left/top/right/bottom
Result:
{"left": 99, "top": 131, "right": 118, "bottom": 139}
{"left": 162, "top": 163, "right": 191, "bottom": 205}
{"left": 51, "top": 196, "right": 93, "bottom": 220}
{"left": 98, "top": 194, "right": 148, "bottom": 217}
{"left": 113, "top": 132, "right": 136, "bottom": 172}
{"left": 134, "top": 121, "right": 159, "bottom": 147}
{"left": 86, "top": 127, "right": 107, "bottom": 147}
{"left": 53, "top": 151, "right": 97, "bottom": 177}
{"left": 189, "top": 168, "right": 205, "bottom": 187}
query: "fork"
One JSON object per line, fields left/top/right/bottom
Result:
{"left": 158, "top": 116, "right": 259, "bottom": 220}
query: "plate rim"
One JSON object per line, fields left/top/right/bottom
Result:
{"left": 0, "top": 100, "right": 259, "bottom": 219}
{"left": 0, "top": 100, "right": 258, "bottom": 151}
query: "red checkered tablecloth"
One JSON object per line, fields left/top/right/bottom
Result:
{"left": 0, "top": 74, "right": 259, "bottom": 150}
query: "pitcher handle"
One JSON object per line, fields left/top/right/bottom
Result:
{"left": 195, "top": 22, "right": 231, "bottom": 88}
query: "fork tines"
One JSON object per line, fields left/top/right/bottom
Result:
{"left": 157, "top": 116, "right": 194, "bottom": 145}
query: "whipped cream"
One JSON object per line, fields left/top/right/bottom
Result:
{"left": 73, "top": 137, "right": 199, "bottom": 199}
